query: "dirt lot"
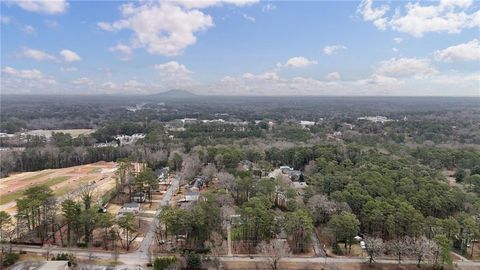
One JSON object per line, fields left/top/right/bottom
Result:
{"left": 0, "top": 162, "right": 118, "bottom": 214}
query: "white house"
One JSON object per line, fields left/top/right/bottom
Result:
{"left": 118, "top": 202, "right": 140, "bottom": 215}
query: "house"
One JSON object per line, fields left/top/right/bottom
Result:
{"left": 181, "top": 118, "right": 198, "bottom": 124}
{"left": 156, "top": 167, "right": 169, "bottom": 180}
{"left": 202, "top": 119, "right": 226, "bottom": 124}
{"left": 280, "top": 166, "right": 294, "bottom": 174}
{"left": 190, "top": 176, "right": 207, "bottom": 190}
{"left": 118, "top": 202, "right": 140, "bottom": 215}
{"left": 288, "top": 170, "right": 304, "bottom": 182}
{"left": 357, "top": 116, "right": 392, "bottom": 123}
{"left": 94, "top": 142, "right": 118, "bottom": 148}
{"left": 333, "top": 131, "right": 342, "bottom": 137}
{"left": 185, "top": 191, "right": 200, "bottom": 202}
{"left": 300, "top": 121, "right": 316, "bottom": 128}
{"left": 132, "top": 192, "right": 146, "bottom": 203}
{"left": 114, "top": 133, "right": 145, "bottom": 145}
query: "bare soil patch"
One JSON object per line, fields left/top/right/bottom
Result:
{"left": 0, "top": 162, "right": 118, "bottom": 214}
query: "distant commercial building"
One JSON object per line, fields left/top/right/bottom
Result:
{"left": 114, "top": 133, "right": 146, "bottom": 145}
{"left": 357, "top": 116, "right": 392, "bottom": 123}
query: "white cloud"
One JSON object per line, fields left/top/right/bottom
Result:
{"left": 262, "top": 3, "right": 276, "bottom": 12}
{"left": 323, "top": 45, "right": 347, "bottom": 55}
{"left": 22, "top": 48, "right": 56, "bottom": 61}
{"left": 210, "top": 72, "right": 343, "bottom": 96}
{"left": 357, "top": 0, "right": 390, "bottom": 30}
{"left": 99, "top": 1, "right": 259, "bottom": 57}
{"left": 98, "top": 2, "right": 214, "bottom": 56}
{"left": 60, "top": 67, "right": 78, "bottom": 72}
{"left": 172, "top": 0, "right": 258, "bottom": 9}
{"left": 434, "top": 39, "right": 480, "bottom": 62}
{"left": 97, "top": 79, "right": 158, "bottom": 94}
{"left": 2, "top": 66, "right": 44, "bottom": 79}
{"left": 1, "top": 15, "right": 12, "bottom": 24}
{"left": 325, "top": 72, "right": 341, "bottom": 81}
{"left": 22, "top": 25, "right": 35, "bottom": 35}
{"left": 358, "top": 0, "right": 480, "bottom": 37}
{"left": 109, "top": 43, "right": 133, "bottom": 61}
{"left": 242, "top": 13, "right": 256, "bottom": 22}
{"left": 358, "top": 74, "right": 403, "bottom": 88}
{"left": 154, "top": 61, "right": 193, "bottom": 82}
{"left": 393, "top": 37, "right": 403, "bottom": 44}
{"left": 375, "top": 57, "right": 438, "bottom": 78}
{"left": 1, "top": 66, "right": 57, "bottom": 93}
{"left": 277, "top": 56, "right": 317, "bottom": 68}
{"left": 390, "top": 1, "right": 479, "bottom": 37}
{"left": 60, "top": 49, "right": 81, "bottom": 62}
{"left": 392, "top": 47, "right": 399, "bottom": 52}
{"left": 12, "top": 0, "right": 69, "bottom": 14}
{"left": 71, "top": 77, "right": 93, "bottom": 86}
{"left": 243, "top": 72, "right": 279, "bottom": 81}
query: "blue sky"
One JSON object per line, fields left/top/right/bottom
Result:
{"left": 1, "top": 0, "right": 479, "bottom": 96}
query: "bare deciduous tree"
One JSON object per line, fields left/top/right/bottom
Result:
{"left": 387, "top": 237, "right": 410, "bottom": 265}
{"left": 216, "top": 172, "right": 235, "bottom": 191}
{"left": 202, "top": 163, "right": 217, "bottom": 187}
{"left": 257, "top": 239, "right": 291, "bottom": 270}
{"left": 180, "top": 154, "right": 202, "bottom": 180}
{"left": 205, "top": 231, "right": 226, "bottom": 270}
{"left": 408, "top": 236, "right": 438, "bottom": 267}
{"left": 307, "top": 195, "right": 350, "bottom": 224}
{"left": 364, "top": 236, "right": 384, "bottom": 266}
{"left": 303, "top": 160, "right": 318, "bottom": 176}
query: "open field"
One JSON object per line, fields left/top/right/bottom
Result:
{"left": 0, "top": 162, "right": 118, "bottom": 214}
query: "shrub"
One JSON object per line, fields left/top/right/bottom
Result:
{"left": 153, "top": 256, "right": 177, "bottom": 270}
{"left": 3, "top": 252, "right": 19, "bottom": 266}
{"left": 186, "top": 252, "right": 202, "bottom": 269}
{"left": 52, "top": 253, "right": 69, "bottom": 260}
{"left": 332, "top": 242, "right": 343, "bottom": 255}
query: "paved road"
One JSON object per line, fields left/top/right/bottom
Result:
{"left": 6, "top": 243, "right": 480, "bottom": 269}
{"left": 309, "top": 230, "right": 325, "bottom": 257}
{"left": 135, "top": 176, "right": 179, "bottom": 255}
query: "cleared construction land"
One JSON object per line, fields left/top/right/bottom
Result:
{"left": 0, "top": 161, "right": 118, "bottom": 214}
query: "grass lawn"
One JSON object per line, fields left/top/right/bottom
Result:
{"left": 0, "top": 190, "right": 25, "bottom": 204}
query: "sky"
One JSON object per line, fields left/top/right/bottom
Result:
{"left": 1, "top": 0, "right": 479, "bottom": 96}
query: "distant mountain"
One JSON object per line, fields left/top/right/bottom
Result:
{"left": 149, "top": 89, "right": 197, "bottom": 98}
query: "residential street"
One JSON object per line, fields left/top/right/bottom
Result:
{"left": 135, "top": 176, "right": 180, "bottom": 255}
{"left": 5, "top": 243, "right": 480, "bottom": 269}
